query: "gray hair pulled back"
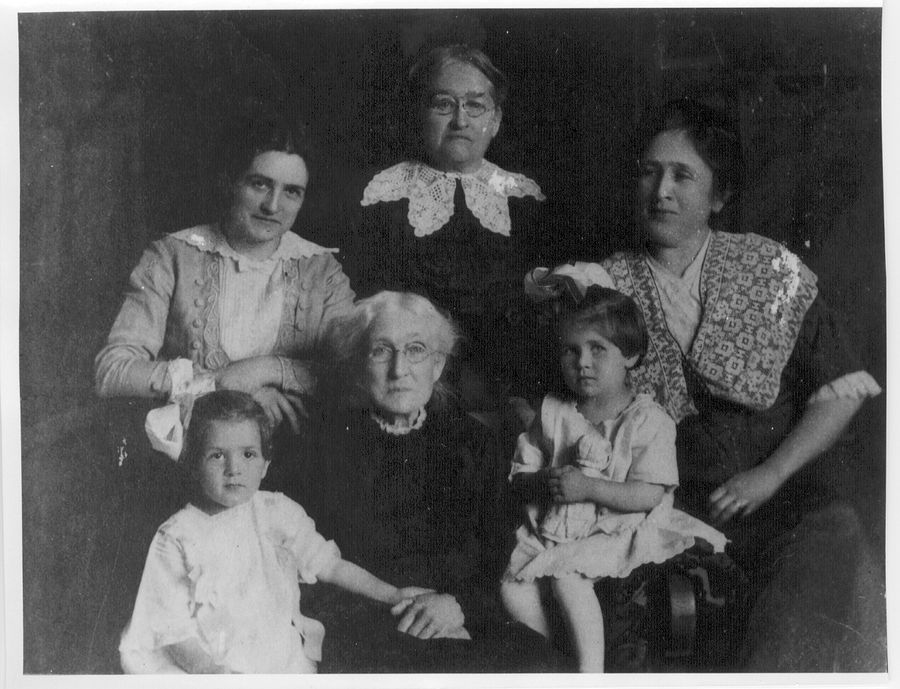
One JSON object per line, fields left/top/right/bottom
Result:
{"left": 324, "top": 291, "right": 462, "bottom": 405}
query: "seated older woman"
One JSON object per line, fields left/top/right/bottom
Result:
{"left": 297, "top": 291, "right": 563, "bottom": 672}
{"left": 349, "top": 44, "right": 561, "bottom": 408}
{"left": 95, "top": 112, "right": 354, "bottom": 460}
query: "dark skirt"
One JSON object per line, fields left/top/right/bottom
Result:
{"left": 301, "top": 582, "right": 568, "bottom": 674}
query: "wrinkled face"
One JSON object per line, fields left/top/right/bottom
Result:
{"left": 363, "top": 308, "right": 447, "bottom": 422}
{"left": 197, "top": 419, "right": 269, "bottom": 515}
{"left": 560, "top": 324, "right": 638, "bottom": 401}
{"left": 637, "top": 129, "right": 724, "bottom": 249}
{"left": 421, "top": 60, "right": 502, "bottom": 173}
{"left": 224, "top": 151, "right": 308, "bottom": 260}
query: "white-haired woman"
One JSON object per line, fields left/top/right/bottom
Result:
{"left": 296, "top": 291, "right": 563, "bottom": 672}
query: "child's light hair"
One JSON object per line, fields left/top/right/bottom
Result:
{"left": 181, "top": 390, "right": 273, "bottom": 472}
{"left": 558, "top": 286, "right": 648, "bottom": 368}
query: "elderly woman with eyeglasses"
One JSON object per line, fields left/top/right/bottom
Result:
{"left": 349, "top": 44, "right": 559, "bottom": 410}
{"left": 295, "top": 291, "right": 564, "bottom": 673}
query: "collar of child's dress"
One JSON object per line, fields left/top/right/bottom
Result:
{"left": 360, "top": 160, "right": 545, "bottom": 238}
{"left": 171, "top": 224, "right": 338, "bottom": 272}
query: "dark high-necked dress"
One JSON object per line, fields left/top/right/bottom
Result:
{"left": 345, "top": 160, "right": 565, "bottom": 404}
{"left": 295, "top": 398, "right": 566, "bottom": 673}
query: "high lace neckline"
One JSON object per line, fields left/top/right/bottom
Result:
{"left": 369, "top": 407, "right": 427, "bottom": 436}
{"left": 361, "top": 160, "right": 545, "bottom": 237}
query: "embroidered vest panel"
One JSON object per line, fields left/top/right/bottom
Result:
{"left": 603, "top": 255, "right": 696, "bottom": 422}
{"left": 604, "top": 232, "right": 818, "bottom": 422}
{"left": 692, "top": 232, "right": 817, "bottom": 409}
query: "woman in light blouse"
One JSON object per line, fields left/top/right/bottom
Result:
{"left": 95, "top": 112, "right": 354, "bottom": 438}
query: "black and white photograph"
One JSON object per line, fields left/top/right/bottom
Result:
{"left": 7, "top": 4, "right": 891, "bottom": 684}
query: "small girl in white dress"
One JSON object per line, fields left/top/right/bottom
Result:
{"left": 500, "top": 287, "right": 726, "bottom": 672}
{"left": 119, "top": 390, "right": 428, "bottom": 674}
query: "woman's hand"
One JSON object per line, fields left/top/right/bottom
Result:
{"left": 390, "top": 586, "right": 436, "bottom": 607}
{"left": 708, "top": 463, "right": 784, "bottom": 525}
{"left": 390, "top": 592, "right": 465, "bottom": 640}
{"left": 548, "top": 465, "right": 591, "bottom": 503}
{"left": 251, "top": 386, "right": 304, "bottom": 434}
{"left": 216, "top": 357, "right": 280, "bottom": 394}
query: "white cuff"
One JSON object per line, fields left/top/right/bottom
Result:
{"left": 147, "top": 361, "right": 217, "bottom": 460}
{"left": 145, "top": 403, "right": 185, "bottom": 461}
{"left": 807, "top": 371, "right": 882, "bottom": 405}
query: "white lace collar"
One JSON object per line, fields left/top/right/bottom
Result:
{"left": 172, "top": 225, "right": 338, "bottom": 270}
{"left": 360, "top": 160, "right": 545, "bottom": 237}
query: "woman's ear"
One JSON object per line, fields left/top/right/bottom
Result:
{"left": 431, "top": 353, "right": 447, "bottom": 383}
{"left": 488, "top": 106, "right": 502, "bottom": 139}
{"left": 624, "top": 353, "right": 640, "bottom": 370}
{"left": 711, "top": 186, "right": 731, "bottom": 214}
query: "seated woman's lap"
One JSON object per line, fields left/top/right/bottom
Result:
{"left": 302, "top": 582, "right": 567, "bottom": 673}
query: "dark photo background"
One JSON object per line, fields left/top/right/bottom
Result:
{"left": 18, "top": 8, "right": 885, "bottom": 674}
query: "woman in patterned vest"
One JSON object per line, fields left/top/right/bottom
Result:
{"left": 526, "top": 98, "right": 883, "bottom": 671}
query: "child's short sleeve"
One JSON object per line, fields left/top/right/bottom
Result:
{"left": 265, "top": 492, "right": 342, "bottom": 584}
{"left": 625, "top": 401, "right": 679, "bottom": 487}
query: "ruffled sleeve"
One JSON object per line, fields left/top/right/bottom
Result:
{"left": 624, "top": 399, "right": 679, "bottom": 488}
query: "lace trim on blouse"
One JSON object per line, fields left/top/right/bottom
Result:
{"left": 360, "top": 160, "right": 546, "bottom": 237}
{"left": 171, "top": 225, "right": 338, "bottom": 271}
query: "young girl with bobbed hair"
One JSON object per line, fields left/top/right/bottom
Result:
{"left": 501, "top": 287, "right": 726, "bottom": 672}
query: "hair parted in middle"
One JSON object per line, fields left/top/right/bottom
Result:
{"left": 217, "top": 107, "right": 312, "bottom": 212}
{"left": 636, "top": 96, "right": 745, "bottom": 214}
{"left": 557, "top": 286, "right": 649, "bottom": 368}
{"left": 181, "top": 390, "right": 273, "bottom": 471}
{"left": 407, "top": 44, "right": 508, "bottom": 109}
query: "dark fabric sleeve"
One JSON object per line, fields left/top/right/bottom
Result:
{"left": 344, "top": 200, "right": 411, "bottom": 300}
{"left": 440, "top": 415, "right": 511, "bottom": 628}
{"left": 676, "top": 291, "right": 868, "bottom": 516}
{"left": 781, "top": 293, "right": 863, "bottom": 400}
{"left": 510, "top": 191, "right": 571, "bottom": 271}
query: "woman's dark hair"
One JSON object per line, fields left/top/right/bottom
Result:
{"left": 221, "top": 109, "right": 312, "bottom": 186}
{"left": 181, "top": 390, "right": 273, "bottom": 472}
{"left": 637, "top": 97, "right": 745, "bottom": 208}
{"left": 407, "top": 44, "right": 508, "bottom": 109}
{"left": 557, "top": 286, "right": 648, "bottom": 368}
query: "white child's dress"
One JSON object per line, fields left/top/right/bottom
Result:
{"left": 504, "top": 394, "right": 727, "bottom": 582}
{"left": 119, "top": 491, "right": 341, "bottom": 674}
